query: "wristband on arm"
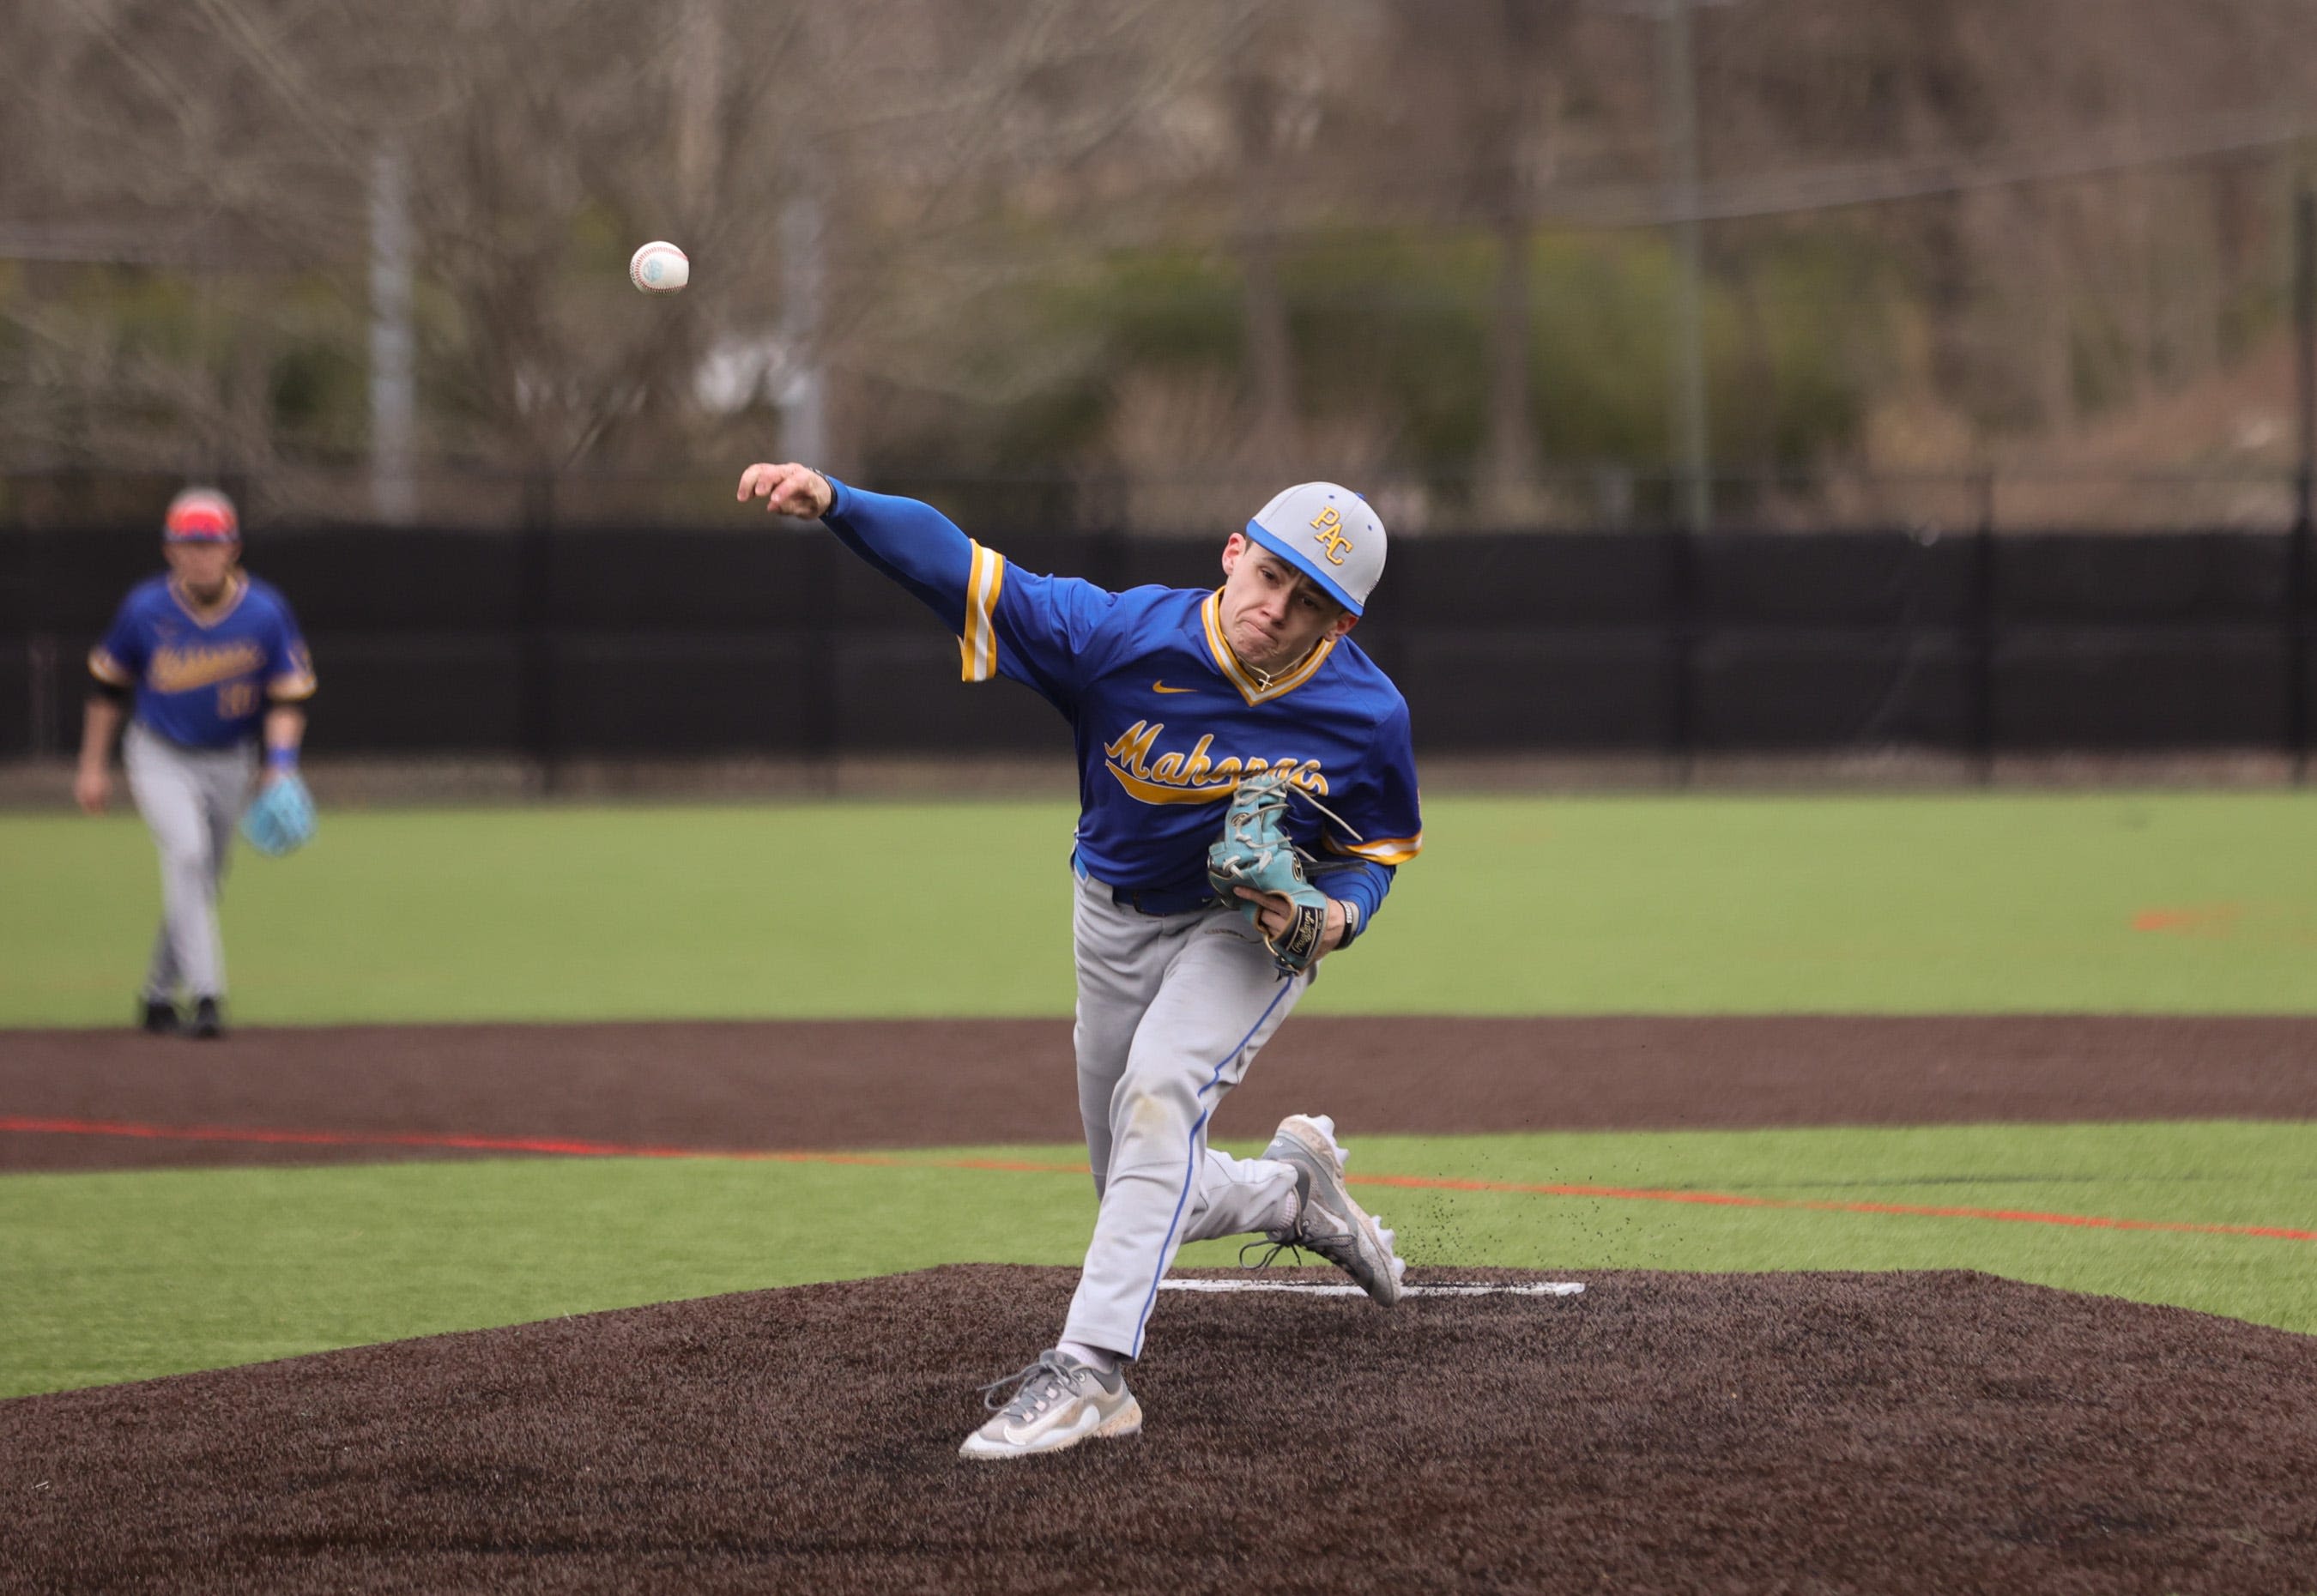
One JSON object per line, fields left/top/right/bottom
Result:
{"left": 266, "top": 746, "right": 299, "bottom": 773}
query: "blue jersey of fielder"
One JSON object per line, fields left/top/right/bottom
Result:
{"left": 823, "top": 481, "right": 1422, "bottom": 938}
{"left": 89, "top": 575, "right": 317, "bottom": 749}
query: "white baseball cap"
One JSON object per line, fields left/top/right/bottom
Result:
{"left": 1243, "top": 482, "right": 1386, "bottom": 616}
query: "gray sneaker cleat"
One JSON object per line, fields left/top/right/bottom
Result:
{"left": 1257, "top": 1113, "right": 1407, "bottom": 1306}
{"left": 959, "top": 1348, "right": 1143, "bottom": 1460}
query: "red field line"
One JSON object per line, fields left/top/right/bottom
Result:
{"left": 1348, "top": 1171, "right": 2317, "bottom": 1242}
{"left": 7, "top": 1115, "right": 2314, "bottom": 1243}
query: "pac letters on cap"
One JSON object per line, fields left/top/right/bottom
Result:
{"left": 1310, "top": 505, "right": 1354, "bottom": 565}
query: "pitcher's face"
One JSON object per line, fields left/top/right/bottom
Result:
{"left": 1218, "top": 535, "right": 1355, "bottom": 676}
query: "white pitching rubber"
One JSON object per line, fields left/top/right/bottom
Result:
{"left": 1160, "top": 1279, "right": 1583, "bottom": 1298}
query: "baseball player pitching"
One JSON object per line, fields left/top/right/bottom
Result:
{"left": 75, "top": 488, "right": 318, "bottom": 1039}
{"left": 738, "top": 460, "right": 1422, "bottom": 1460}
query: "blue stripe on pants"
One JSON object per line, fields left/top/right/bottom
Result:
{"left": 1128, "top": 977, "right": 1294, "bottom": 1354}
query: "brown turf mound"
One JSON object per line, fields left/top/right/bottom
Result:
{"left": 6, "top": 1015, "right": 2315, "bottom": 1172}
{"left": 3, "top": 1266, "right": 2313, "bottom": 1594}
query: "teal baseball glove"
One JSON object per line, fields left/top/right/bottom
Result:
{"left": 240, "top": 772, "right": 317, "bottom": 857}
{"left": 1207, "top": 767, "right": 1330, "bottom": 975}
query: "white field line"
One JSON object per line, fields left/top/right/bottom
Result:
{"left": 1160, "top": 1279, "right": 1584, "bottom": 1297}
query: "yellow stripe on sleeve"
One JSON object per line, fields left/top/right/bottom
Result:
{"left": 1327, "top": 832, "right": 1424, "bottom": 866}
{"left": 88, "top": 649, "right": 132, "bottom": 686}
{"left": 957, "top": 541, "right": 1007, "bottom": 683}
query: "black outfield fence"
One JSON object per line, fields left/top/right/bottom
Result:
{"left": 2, "top": 521, "right": 2313, "bottom": 770}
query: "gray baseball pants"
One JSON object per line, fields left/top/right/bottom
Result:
{"left": 124, "top": 722, "right": 255, "bottom": 1002}
{"left": 1061, "top": 866, "right": 1309, "bottom": 1359}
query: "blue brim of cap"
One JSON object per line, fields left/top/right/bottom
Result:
{"left": 1242, "top": 520, "right": 1363, "bottom": 615}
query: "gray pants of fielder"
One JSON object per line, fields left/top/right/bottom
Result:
{"left": 1062, "top": 867, "right": 1310, "bottom": 1360}
{"left": 124, "top": 722, "right": 255, "bottom": 1002}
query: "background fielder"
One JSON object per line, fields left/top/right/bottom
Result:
{"left": 739, "top": 460, "right": 1421, "bottom": 1460}
{"left": 76, "top": 488, "right": 317, "bottom": 1039}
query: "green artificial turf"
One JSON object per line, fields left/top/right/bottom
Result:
{"left": 6, "top": 792, "right": 2315, "bottom": 1025}
{"left": 4, "top": 1120, "right": 2309, "bottom": 1398}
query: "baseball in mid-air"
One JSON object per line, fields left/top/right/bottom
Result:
{"left": 629, "top": 241, "right": 689, "bottom": 294}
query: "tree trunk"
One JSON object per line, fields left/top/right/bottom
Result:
{"left": 1482, "top": 212, "right": 1540, "bottom": 519}
{"left": 1231, "top": 67, "right": 1297, "bottom": 474}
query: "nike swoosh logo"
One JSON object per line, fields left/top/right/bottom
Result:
{"left": 1007, "top": 1406, "right": 1102, "bottom": 1447}
{"left": 1152, "top": 681, "right": 1197, "bottom": 693}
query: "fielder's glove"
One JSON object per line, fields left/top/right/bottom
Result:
{"left": 1207, "top": 767, "right": 1330, "bottom": 976}
{"left": 240, "top": 772, "right": 318, "bottom": 857}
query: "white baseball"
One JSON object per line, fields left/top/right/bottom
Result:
{"left": 629, "top": 241, "right": 689, "bottom": 294}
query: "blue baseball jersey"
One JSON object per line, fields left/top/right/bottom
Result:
{"left": 822, "top": 480, "right": 1421, "bottom": 934}
{"left": 89, "top": 574, "right": 317, "bottom": 750}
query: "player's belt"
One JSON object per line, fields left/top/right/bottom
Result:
{"left": 1110, "top": 882, "right": 1219, "bottom": 917}
{"left": 1073, "top": 851, "right": 1218, "bottom": 918}
{"left": 130, "top": 719, "right": 257, "bottom": 757}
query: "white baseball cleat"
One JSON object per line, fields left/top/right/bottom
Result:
{"left": 1257, "top": 1113, "right": 1407, "bottom": 1306}
{"left": 959, "top": 1349, "right": 1143, "bottom": 1460}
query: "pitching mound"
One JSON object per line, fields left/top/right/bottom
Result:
{"left": 4, "top": 1266, "right": 2314, "bottom": 1594}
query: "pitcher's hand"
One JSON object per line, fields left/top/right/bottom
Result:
{"left": 737, "top": 462, "right": 833, "bottom": 519}
{"left": 1234, "top": 888, "right": 1349, "bottom": 958}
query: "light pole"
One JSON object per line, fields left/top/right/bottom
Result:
{"left": 1594, "top": 0, "right": 1732, "bottom": 531}
{"left": 1660, "top": 0, "right": 1710, "bottom": 533}
{"left": 369, "top": 142, "right": 416, "bottom": 526}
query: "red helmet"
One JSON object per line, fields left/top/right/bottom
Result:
{"left": 163, "top": 487, "right": 239, "bottom": 542}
